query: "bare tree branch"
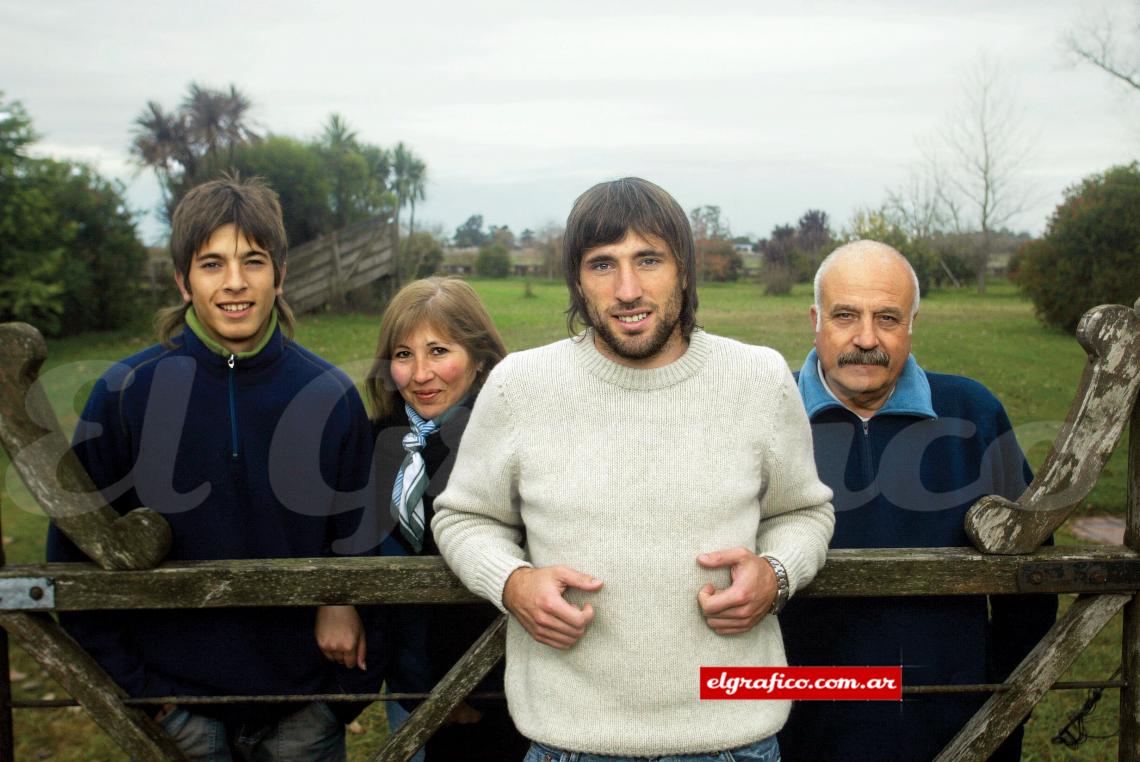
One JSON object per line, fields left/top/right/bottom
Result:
{"left": 934, "top": 55, "right": 1035, "bottom": 293}
{"left": 1067, "top": 2, "right": 1140, "bottom": 93}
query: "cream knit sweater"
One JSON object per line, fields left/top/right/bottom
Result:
{"left": 432, "top": 329, "right": 834, "bottom": 756}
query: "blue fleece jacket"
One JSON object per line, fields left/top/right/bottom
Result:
{"left": 45, "top": 315, "right": 377, "bottom": 720}
{"left": 778, "top": 349, "right": 1056, "bottom": 762}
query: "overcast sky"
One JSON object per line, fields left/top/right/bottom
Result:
{"left": 2, "top": 0, "right": 1137, "bottom": 246}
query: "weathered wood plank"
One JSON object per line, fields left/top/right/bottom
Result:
{"left": 934, "top": 593, "right": 1130, "bottom": 762}
{"left": 967, "top": 298, "right": 1140, "bottom": 554}
{"left": 0, "top": 518, "right": 13, "bottom": 762}
{"left": 0, "top": 612, "right": 186, "bottom": 760}
{"left": 284, "top": 216, "right": 393, "bottom": 314}
{"left": 0, "top": 631, "right": 12, "bottom": 761}
{"left": 328, "top": 230, "right": 345, "bottom": 309}
{"left": 0, "top": 323, "right": 171, "bottom": 571}
{"left": 370, "top": 616, "right": 506, "bottom": 762}
{"left": 1122, "top": 400, "right": 1140, "bottom": 762}
{"left": 2, "top": 547, "right": 1132, "bottom": 612}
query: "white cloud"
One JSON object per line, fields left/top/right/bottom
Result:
{"left": 2, "top": 0, "right": 1136, "bottom": 240}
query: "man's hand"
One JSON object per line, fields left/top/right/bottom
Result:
{"left": 502, "top": 566, "right": 603, "bottom": 649}
{"left": 697, "top": 547, "right": 777, "bottom": 636}
{"left": 315, "top": 605, "right": 367, "bottom": 670}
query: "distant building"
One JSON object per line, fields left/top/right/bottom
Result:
{"left": 441, "top": 246, "right": 551, "bottom": 277}
{"left": 440, "top": 247, "right": 479, "bottom": 275}
{"left": 741, "top": 251, "right": 763, "bottom": 278}
{"left": 511, "top": 248, "right": 545, "bottom": 277}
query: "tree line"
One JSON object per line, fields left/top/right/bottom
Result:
{"left": 132, "top": 82, "right": 428, "bottom": 282}
{"left": 0, "top": 92, "right": 147, "bottom": 335}
{"left": 3, "top": 24, "right": 1137, "bottom": 339}
{"left": 0, "top": 83, "right": 436, "bottom": 337}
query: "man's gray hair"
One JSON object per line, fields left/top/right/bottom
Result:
{"left": 812, "top": 240, "right": 920, "bottom": 332}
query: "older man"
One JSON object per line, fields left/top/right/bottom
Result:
{"left": 777, "top": 240, "right": 1056, "bottom": 761}
{"left": 433, "top": 177, "right": 834, "bottom": 761}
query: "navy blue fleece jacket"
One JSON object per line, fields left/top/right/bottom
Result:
{"left": 778, "top": 350, "right": 1057, "bottom": 762}
{"left": 45, "top": 313, "right": 377, "bottom": 712}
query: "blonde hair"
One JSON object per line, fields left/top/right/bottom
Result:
{"left": 366, "top": 277, "right": 507, "bottom": 419}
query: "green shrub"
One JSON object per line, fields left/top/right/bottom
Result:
{"left": 1017, "top": 163, "right": 1140, "bottom": 332}
{"left": 475, "top": 243, "right": 511, "bottom": 278}
{"left": 0, "top": 94, "right": 146, "bottom": 335}
{"left": 763, "top": 264, "right": 795, "bottom": 295}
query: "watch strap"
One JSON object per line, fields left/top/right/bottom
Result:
{"left": 763, "top": 555, "right": 790, "bottom": 615}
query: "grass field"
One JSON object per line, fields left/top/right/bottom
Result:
{"left": 0, "top": 278, "right": 1132, "bottom": 760}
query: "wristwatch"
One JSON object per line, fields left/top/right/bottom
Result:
{"left": 762, "top": 555, "right": 790, "bottom": 615}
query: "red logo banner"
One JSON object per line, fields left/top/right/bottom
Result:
{"left": 700, "top": 666, "right": 902, "bottom": 701}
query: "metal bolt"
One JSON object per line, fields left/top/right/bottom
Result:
{"left": 1089, "top": 570, "right": 1107, "bottom": 585}
{"left": 28, "top": 586, "right": 43, "bottom": 601}
{"left": 1029, "top": 571, "right": 1044, "bottom": 585}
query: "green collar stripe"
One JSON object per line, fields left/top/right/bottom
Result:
{"left": 186, "top": 307, "right": 278, "bottom": 359}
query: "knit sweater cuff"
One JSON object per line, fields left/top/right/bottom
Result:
{"left": 476, "top": 555, "right": 533, "bottom": 614}
{"left": 771, "top": 545, "right": 815, "bottom": 598}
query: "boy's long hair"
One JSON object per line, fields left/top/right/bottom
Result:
{"left": 156, "top": 174, "right": 294, "bottom": 347}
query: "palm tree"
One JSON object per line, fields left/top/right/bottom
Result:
{"left": 406, "top": 157, "right": 426, "bottom": 239}
{"left": 182, "top": 83, "right": 227, "bottom": 163}
{"left": 320, "top": 113, "right": 364, "bottom": 230}
{"left": 132, "top": 83, "right": 260, "bottom": 219}
{"left": 361, "top": 144, "right": 392, "bottom": 213}
{"left": 322, "top": 113, "right": 358, "bottom": 153}
{"left": 220, "top": 84, "right": 258, "bottom": 164}
{"left": 403, "top": 157, "right": 428, "bottom": 280}
{"left": 130, "top": 100, "right": 193, "bottom": 212}
{"left": 390, "top": 143, "right": 428, "bottom": 285}
{"left": 182, "top": 83, "right": 259, "bottom": 169}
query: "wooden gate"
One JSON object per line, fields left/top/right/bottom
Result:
{"left": 0, "top": 296, "right": 1136, "bottom": 761}
{"left": 284, "top": 215, "right": 393, "bottom": 315}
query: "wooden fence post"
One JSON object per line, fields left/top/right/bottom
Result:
{"left": 329, "top": 231, "right": 345, "bottom": 310}
{"left": 0, "top": 323, "right": 171, "bottom": 571}
{"left": 966, "top": 299, "right": 1140, "bottom": 554}
{"left": 370, "top": 616, "right": 506, "bottom": 762}
{"left": 1121, "top": 399, "right": 1140, "bottom": 761}
{"left": 0, "top": 506, "right": 13, "bottom": 762}
{"left": 0, "top": 613, "right": 186, "bottom": 759}
{"left": 935, "top": 593, "right": 1130, "bottom": 761}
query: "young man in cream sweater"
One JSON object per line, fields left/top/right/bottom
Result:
{"left": 432, "top": 177, "right": 834, "bottom": 761}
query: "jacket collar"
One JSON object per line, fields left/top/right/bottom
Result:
{"left": 178, "top": 309, "right": 285, "bottom": 370}
{"left": 797, "top": 348, "right": 936, "bottom": 421}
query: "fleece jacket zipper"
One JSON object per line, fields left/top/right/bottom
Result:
{"left": 227, "top": 353, "right": 239, "bottom": 459}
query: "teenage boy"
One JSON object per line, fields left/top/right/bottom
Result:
{"left": 46, "top": 176, "right": 375, "bottom": 761}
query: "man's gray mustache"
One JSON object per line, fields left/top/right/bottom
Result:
{"left": 837, "top": 348, "right": 890, "bottom": 367}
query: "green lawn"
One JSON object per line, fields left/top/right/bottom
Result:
{"left": 0, "top": 278, "right": 1133, "bottom": 760}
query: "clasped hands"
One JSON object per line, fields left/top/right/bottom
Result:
{"left": 502, "top": 547, "right": 778, "bottom": 649}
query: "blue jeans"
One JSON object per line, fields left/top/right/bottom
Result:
{"left": 523, "top": 735, "right": 779, "bottom": 762}
{"left": 155, "top": 702, "right": 346, "bottom": 761}
{"left": 385, "top": 700, "right": 427, "bottom": 762}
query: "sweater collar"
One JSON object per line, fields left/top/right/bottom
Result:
{"left": 180, "top": 308, "right": 284, "bottom": 368}
{"left": 573, "top": 327, "right": 712, "bottom": 390}
{"left": 797, "top": 348, "right": 936, "bottom": 421}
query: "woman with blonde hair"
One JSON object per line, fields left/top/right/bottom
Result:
{"left": 319, "top": 277, "right": 525, "bottom": 760}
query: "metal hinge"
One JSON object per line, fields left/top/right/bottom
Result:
{"left": 1019, "top": 560, "right": 1140, "bottom": 594}
{"left": 0, "top": 578, "right": 55, "bottom": 610}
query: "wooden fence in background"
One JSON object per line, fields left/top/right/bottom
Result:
{"left": 284, "top": 216, "right": 393, "bottom": 314}
{"left": 0, "top": 295, "right": 1136, "bottom": 761}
